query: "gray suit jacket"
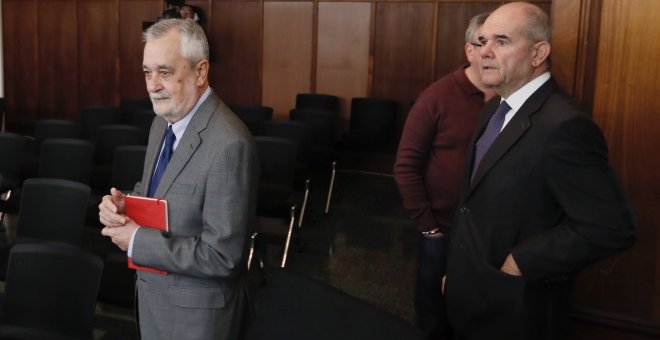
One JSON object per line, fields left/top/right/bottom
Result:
{"left": 131, "top": 90, "right": 258, "bottom": 340}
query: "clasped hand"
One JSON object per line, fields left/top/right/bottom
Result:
{"left": 99, "top": 188, "right": 138, "bottom": 251}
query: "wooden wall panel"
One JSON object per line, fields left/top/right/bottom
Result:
{"left": 435, "top": 2, "right": 500, "bottom": 80}
{"left": 211, "top": 1, "right": 261, "bottom": 107}
{"left": 372, "top": 2, "right": 434, "bottom": 140}
{"left": 119, "top": 0, "right": 161, "bottom": 99}
{"left": 572, "top": 0, "right": 660, "bottom": 327}
{"left": 316, "top": 2, "right": 370, "bottom": 133}
{"left": 37, "top": 0, "right": 78, "bottom": 121}
{"left": 185, "top": 0, "right": 211, "bottom": 33}
{"left": 550, "top": 0, "right": 581, "bottom": 96}
{"left": 2, "top": 0, "right": 38, "bottom": 133}
{"left": 262, "top": 2, "right": 313, "bottom": 118}
{"left": 78, "top": 0, "right": 119, "bottom": 107}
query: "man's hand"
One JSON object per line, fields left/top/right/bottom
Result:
{"left": 101, "top": 222, "right": 139, "bottom": 251}
{"left": 500, "top": 253, "right": 522, "bottom": 276}
{"left": 99, "top": 188, "right": 127, "bottom": 228}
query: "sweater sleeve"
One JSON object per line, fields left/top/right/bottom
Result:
{"left": 394, "top": 99, "right": 441, "bottom": 231}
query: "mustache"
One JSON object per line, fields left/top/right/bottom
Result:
{"left": 149, "top": 93, "right": 170, "bottom": 100}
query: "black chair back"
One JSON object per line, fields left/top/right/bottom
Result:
{"left": 112, "top": 145, "right": 147, "bottom": 192}
{"left": 39, "top": 138, "right": 94, "bottom": 185}
{"left": 80, "top": 105, "right": 121, "bottom": 141}
{"left": 295, "top": 93, "right": 339, "bottom": 113}
{"left": 17, "top": 178, "right": 91, "bottom": 246}
{"left": 33, "top": 119, "right": 81, "bottom": 154}
{"left": 0, "top": 132, "right": 25, "bottom": 192}
{"left": 347, "top": 97, "right": 397, "bottom": 146}
{"left": 255, "top": 136, "right": 298, "bottom": 213}
{"left": 0, "top": 243, "right": 103, "bottom": 340}
{"left": 232, "top": 105, "right": 274, "bottom": 136}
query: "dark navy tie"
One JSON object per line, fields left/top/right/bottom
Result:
{"left": 472, "top": 100, "right": 511, "bottom": 178}
{"left": 148, "top": 125, "right": 176, "bottom": 197}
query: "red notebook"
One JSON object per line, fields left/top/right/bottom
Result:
{"left": 124, "top": 195, "right": 169, "bottom": 275}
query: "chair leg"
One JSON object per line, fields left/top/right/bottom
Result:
{"left": 0, "top": 189, "right": 12, "bottom": 226}
{"left": 298, "top": 179, "right": 310, "bottom": 229}
{"left": 281, "top": 205, "right": 296, "bottom": 268}
{"left": 247, "top": 232, "right": 257, "bottom": 271}
{"left": 324, "top": 161, "right": 337, "bottom": 214}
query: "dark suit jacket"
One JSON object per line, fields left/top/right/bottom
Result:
{"left": 445, "top": 78, "right": 637, "bottom": 339}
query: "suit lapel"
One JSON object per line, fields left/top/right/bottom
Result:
{"left": 152, "top": 91, "right": 220, "bottom": 198}
{"left": 465, "top": 79, "right": 558, "bottom": 199}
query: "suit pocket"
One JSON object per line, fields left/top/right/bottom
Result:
{"left": 169, "top": 286, "right": 226, "bottom": 309}
{"left": 446, "top": 245, "right": 526, "bottom": 333}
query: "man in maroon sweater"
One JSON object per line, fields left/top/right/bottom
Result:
{"left": 394, "top": 12, "right": 495, "bottom": 339}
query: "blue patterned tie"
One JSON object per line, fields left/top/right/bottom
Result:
{"left": 472, "top": 100, "right": 511, "bottom": 178}
{"left": 148, "top": 125, "right": 176, "bottom": 197}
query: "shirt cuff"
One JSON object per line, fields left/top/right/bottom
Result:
{"left": 127, "top": 226, "right": 141, "bottom": 257}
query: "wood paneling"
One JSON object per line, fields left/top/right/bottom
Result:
{"left": 78, "top": 0, "right": 119, "bottom": 107}
{"left": 211, "top": 1, "right": 261, "bottom": 107}
{"left": 37, "top": 0, "right": 78, "bottom": 121}
{"left": 372, "top": 2, "right": 434, "bottom": 139}
{"left": 119, "top": 0, "right": 161, "bottom": 99}
{"left": 262, "top": 2, "right": 313, "bottom": 118}
{"left": 316, "top": 2, "right": 370, "bottom": 133}
{"left": 572, "top": 0, "right": 660, "bottom": 326}
{"left": 2, "top": 0, "right": 38, "bottom": 132}
{"left": 550, "top": 0, "right": 581, "bottom": 96}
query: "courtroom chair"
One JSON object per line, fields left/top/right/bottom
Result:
{"left": 294, "top": 93, "right": 340, "bottom": 114}
{"left": 90, "top": 124, "right": 145, "bottom": 194}
{"left": 33, "top": 119, "right": 82, "bottom": 154}
{"left": 231, "top": 104, "right": 273, "bottom": 136}
{"left": 0, "top": 243, "right": 103, "bottom": 340}
{"left": 0, "top": 132, "right": 24, "bottom": 223}
{"left": 112, "top": 145, "right": 147, "bottom": 192}
{"left": 15, "top": 178, "right": 90, "bottom": 246}
{"left": 20, "top": 119, "right": 83, "bottom": 183}
{"left": 0, "top": 132, "right": 24, "bottom": 194}
{"left": 0, "top": 178, "right": 91, "bottom": 281}
{"left": 246, "top": 269, "right": 425, "bottom": 340}
{"left": 258, "top": 120, "right": 313, "bottom": 169}
{"left": 130, "top": 109, "right": 156, "bottom": 143}
{"left": 343, "top": 97, "right": 397, "bottom": 149}
{"left": 38, "top": 138, "right": 94, "bottom": 185}
{"left": 120, "top": 97, "right": 153, "bottom": 123}
{"left": 79, "top": 105, "right": 121, "bottom": 142}
{"left": 255, "top": 135, "right": 310, "bottom": 228}
{"left": 249, "top": 205, "right": 297, "bottom": 270}
{"left": 289, "top": 109, "right": 339, "bottom": 215}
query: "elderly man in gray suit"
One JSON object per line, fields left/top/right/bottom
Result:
{"left": 99, "top": 19, "right": 258, "bottom": 339}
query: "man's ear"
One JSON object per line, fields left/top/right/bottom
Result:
{"left": 195, "top": 59, "right": 209, "bottom": 86}
{"left": 531, "top": 41, "right": 551, "bottom": 67}
{"left": 465, "top": 43, "right": 474, "bottom": 63}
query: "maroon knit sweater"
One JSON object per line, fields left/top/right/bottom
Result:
{"left": 394, "top": 66, "right": 485, "bottom": 232}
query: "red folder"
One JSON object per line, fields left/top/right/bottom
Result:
{"left": 124, "top": 195, "right": 169, "bottom": 275}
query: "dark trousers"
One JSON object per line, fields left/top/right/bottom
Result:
{"left": 415, "top": 233, "right": 451, "bottom": 340}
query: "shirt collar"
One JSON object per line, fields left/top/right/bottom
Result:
{"left": 502, "top": 72, "right": 551, "bottom": 112}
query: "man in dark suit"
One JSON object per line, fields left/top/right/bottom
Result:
{"left": 99, "top": 19, "right": 258, "bottom": 339}
{"left": 444, "top": 2, "right": 637, "bottom": 339}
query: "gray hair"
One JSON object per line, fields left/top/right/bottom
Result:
{"left": 465, "top": 12, "right": 490, "bottom": 43}
{"left": 520, "top": 4, "right": 552, "bottom": 43}
{"left": 143, "top": 19, "right": 209, "bottom": 67}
